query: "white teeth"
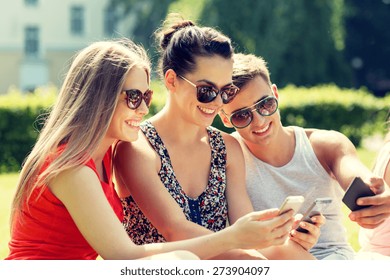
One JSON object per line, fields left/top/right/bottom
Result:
{"left": 198, "top": 106, "right": 215, "bottom": 114}
{"left": 254, "top": 123, "right": 270, "bottom": 133}
{"left": 126, "top": 120, "right": 140, "bottom": 127}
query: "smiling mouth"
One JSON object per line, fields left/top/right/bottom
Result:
{"left": 253, "top": 123, "right": 270, "bottom": 134}
{"left": 125, "top": 120, "right": 141, "bottom": 127}
{"left": 198, "top": 106, "right": 217, "bottom": 115}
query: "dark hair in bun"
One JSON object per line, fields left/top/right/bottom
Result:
{"left": 155, "top": 13, "right": 233, "bottom": 78}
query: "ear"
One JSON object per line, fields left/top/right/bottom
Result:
{"left": 165, "top": 69, "right": 177, "bottom": 93}
{"left": 218, "top": 111, "right": 234, "bottom": 128}
{"left": 271, "top": 84, "right": 279, "bottom": 100}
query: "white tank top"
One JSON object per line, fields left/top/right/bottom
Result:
{"left": 359, "top": 141, "right": 390, "bottom": 255}
{"left": 233, "top": 126, "right": 354, "bottom": 259}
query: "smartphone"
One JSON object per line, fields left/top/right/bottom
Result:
{"left": 342, "top": 177, "right": 375, "bottom": 211}
{"left": 295, "top": 197, "right": 333, "bottom": 233}
{"left": 278, "top": 195, "right": 305, "bottom": 215}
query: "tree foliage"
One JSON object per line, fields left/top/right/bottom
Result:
{"left": 109, "top": 0, "right": 390, "bottom": 96}
{"left": 200, "top": 0, "right": 352, "bottom": 88}
{"left": 108, "top": 0, "right": 174, "bottom": 63}
{"left": 344, "top": 0, "right": 390, "bottom": 96}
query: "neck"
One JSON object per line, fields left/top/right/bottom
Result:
{"left": 91, "top": 138, "right": 114, "bottom": 164}
{"left": 151, "top": 105, "right": 208, "bottom": 145}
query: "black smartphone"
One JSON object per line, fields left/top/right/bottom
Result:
{"left": 295, "top": 197, "right": 333, "bottom": 233}
{"left": 342, "top": 177, "right": 375, "bottom": 211}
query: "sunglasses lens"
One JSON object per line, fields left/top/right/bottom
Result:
{"left": 231, "top": 110, "right": 252, "bottom": 128}
{"left": 125, "top": 89, "right": 142, "bottom": 109}
{"left": 125, "top": 89, "right": 154, "bottom": 109}
{"left": 221, "top": 86, "right": 239, "bottom": 104}
{"left": 144, "top": 89, "right": 153, "bottom": 108}
{"left": 197, "top": 86, "right": 217, "bottom": 103}
{"left": 257, "top": 97, "right": 278, "bottom": 116}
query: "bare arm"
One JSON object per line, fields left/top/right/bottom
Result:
{"left": 114, "top": 138, "right": 219, "bottom": 241}
{"left": 114, "top": 134, "right": 295, "bottom": 259}
{"left": 310, "top": 129, "right": 390, "bottom": 228}
{"left": 50, "top": 163, "right": 297, "bottom": 260}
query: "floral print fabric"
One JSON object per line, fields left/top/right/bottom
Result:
{"left": 122, "top": 121, "right": 228, "bottom": 245}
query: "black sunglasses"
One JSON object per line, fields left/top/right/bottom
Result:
{"left": 223, "top": 96, "right": 278, "bottom": 129}
{"left": 178, "top": 75, "right": 239, "bottom": 104}
{"left": 122, "top": 89, "right": 153, "bottom": 109}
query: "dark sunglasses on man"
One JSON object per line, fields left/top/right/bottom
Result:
{"left": 222, "top": 96, "right": 278, "bottom": 129}
{"left": 178, "top": 75, "right": 239, "bottom": 104}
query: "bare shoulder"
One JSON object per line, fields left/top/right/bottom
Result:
{"left": 218, "top": 129, "right": 242, "bottom": 153}
{"left": 306, "top": 128, "right": 353, "bottom": 150}
{"left": 114, "top": 132, "right": 158, "bottom": 166}
{"left": 305, "top": 128, "right": 357, "bottom": 168}
{"left": 49, "top": 165, "right": 101, "bottom": 199}
{"left": 216, "top": 129, "right": 244, "bottom": 168}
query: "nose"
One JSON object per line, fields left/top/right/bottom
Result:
{"left": 212, "top": 93, "right": 224, "bottom": 107}
{"left": 251, "top": 109, "right": 267, "bottom": 126}
{"left": 135, "top": 99, "right": 150, "bottom": 116}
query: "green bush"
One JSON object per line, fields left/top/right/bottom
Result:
{"left": 0, "top": 87, "right": 56, "bottom": 173}
{"left": 0, "top": 83, "right": 388, "bottom": 173}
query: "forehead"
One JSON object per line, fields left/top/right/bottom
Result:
{"left": 191, "top": 55, "right": 234, "bottom": 86}
{"left": 123, "top": 66, "right": 148, "bottom": 90}
{"left": 223, "top": 75, "right": 270, "bottom": 113}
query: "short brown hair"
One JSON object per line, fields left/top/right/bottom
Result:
{"left": 232, "top": 53, "right": 271, "bottom": 90}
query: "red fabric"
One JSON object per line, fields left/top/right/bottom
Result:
{"left": 5, "top": 147, "right": 123, "bottom": 260}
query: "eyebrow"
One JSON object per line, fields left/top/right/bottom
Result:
{"left": 232, "top": 96, "right": 269, "bottom": 114}
{"left": 195, "top": 79, "right": 234, "bottom": 89}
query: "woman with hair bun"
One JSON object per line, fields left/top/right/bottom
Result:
{"left": 114, "top": 14, "right": 320, "bottom": 259}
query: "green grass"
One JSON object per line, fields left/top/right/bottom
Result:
{"left": 0, "top": 172, "right": 18, "bottom": 259}
{"left": 0, "top": 148, "right": 378, "bottom": 259}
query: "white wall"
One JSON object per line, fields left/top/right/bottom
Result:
{"left": 0, "top": 0, "right": 122, "bottom": 92}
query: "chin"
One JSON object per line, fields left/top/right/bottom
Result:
{"left": 121, "top": 132, "right": 139, "bottom": 143}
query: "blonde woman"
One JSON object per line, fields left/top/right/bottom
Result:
{"left": 6, "top": 39, "right": 282, "bottom": 260}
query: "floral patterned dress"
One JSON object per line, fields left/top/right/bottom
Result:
{"left": 122, "top": 121, "right": 228, "bottom": 245}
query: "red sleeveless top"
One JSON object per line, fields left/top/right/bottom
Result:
{"left": 6, "top": 147, "right": 123, "bottom": 260}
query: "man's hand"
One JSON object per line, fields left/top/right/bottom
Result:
{"left": 349, "top": 177, "right": 390, "bottom": 229}
{"left": 289, "top": 214, "right": 326, "bottom": 251}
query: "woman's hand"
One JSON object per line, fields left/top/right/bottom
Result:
{"left": 231, "top": 208, "right": 294, "bottom": 250}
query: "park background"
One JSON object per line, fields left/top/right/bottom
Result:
{"left": 0, "top": 0, "right": 389, "bottom": 259}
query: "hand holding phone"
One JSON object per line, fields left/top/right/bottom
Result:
{"left": 278, "top": 196, "right": 305, "bottom": 215}
{"left": 295, "top": 197, "right": 332, "bottom": 233}
{"left": 342, "top": 177, "right": 375, "bottom": 211}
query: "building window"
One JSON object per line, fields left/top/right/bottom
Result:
{"left": 104, "top": 6, "right": 117, "bottom": 36}
{"left": 71, "top": 6, "right": 84, "bottom": 35}
{"left": 25, "top": 0, "right": 38, "bottom": 6}
{"left": 25, "top": 26, "right": 39, "bottom": 57}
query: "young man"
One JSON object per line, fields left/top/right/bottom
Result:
{"left": 220, "top": 53, "right": 390, "bottom": 260}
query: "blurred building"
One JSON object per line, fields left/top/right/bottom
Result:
{"left": 0, "top": 0, "right": 131, "bottom": 93}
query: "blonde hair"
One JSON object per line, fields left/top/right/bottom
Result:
{"left": 10, "top": 39, "right": 150, "bottom": 225}
{"left": 232, "top": 53, "right": 272, "bottom": 90}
